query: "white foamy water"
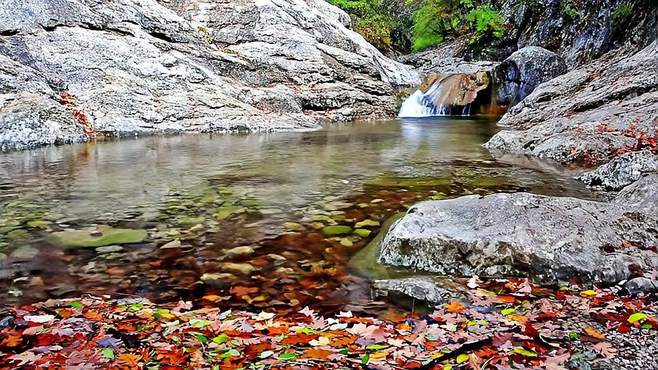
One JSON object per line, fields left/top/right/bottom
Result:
{"left": 398, "top": 75, "right": 475, "bottom": 118}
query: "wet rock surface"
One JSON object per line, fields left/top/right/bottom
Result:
{"left": 493, "top": 46, "right": 567, "bottom": 107}
{"left": 372, "top": 277, "right": 464, "bottom": 305}
{"left": 485, "top": 41, "right": 658, "bottom": 166}
{"left": 378, "top": 174, "right": 658, "bottom": 284}
{"left": 0, "top": 0, "right": 418, "bottom": 152}
{"left": 579, "top": 150, "right": 658, "bottom": 191}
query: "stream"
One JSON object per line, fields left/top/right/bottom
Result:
{"left": 0, "top": 118, "right": 591, "bottom": 315}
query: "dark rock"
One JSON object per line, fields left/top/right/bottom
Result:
{"left": 579, "top": 150, "right": 658, "bottom": 191}
{"left": 377, "top": 174, "right": 658, "bottom": 284}
{"left": 483, "top": 0, "right": 658, "bottom": 68}
{"left": 0, "top": 316, "right": 15, "bottom": 329}
{"left": 493, "top": 46, "right": 567, "bottom": 107}
{"left": 622, "top": 277, "right": 658, "bottom": 295}
{"left": 484, "top": 41, "right": 658, "bottom": 166}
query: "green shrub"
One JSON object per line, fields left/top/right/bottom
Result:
{"left": 466, "top": 5, "right": 505, "bottom": 44}
{"left": 612, "top": 2, "right": 633, "bottom": 29}
{"left": 411, "top": 0, "right": 451, "bottom": 51}
{"left": 328, "top": 0, "right": 505, "bottom": 53}
{"left": 411, "top": 0, "right": 505, "bottom": 51}
{"left": 560, "top": 0, "right": 579, "bottom": 18}
{"left": 327, "top": 0, "right": 398, "bottom": 50}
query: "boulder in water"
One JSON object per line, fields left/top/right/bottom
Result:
{"left": 493, "top": 46, "right": 567, "bottom": 107}
{"left": 377, "top": 174, "right": 658, "bottom": 284}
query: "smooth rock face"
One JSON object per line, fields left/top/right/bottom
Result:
{"left": 579, "top": 150, "right": 658, "bottom": 191}
{"left": 0, "top": 0, "right": 419, "bottom": 152}
{"left": 373, "top": 277, "right": 463, "bottom": 305}
{"left": 485, "top": 42, "right": 658, "bottom": 165}
{"left": 493, "top": 46, "right": 567, "bottom": 107}
{"left": 377, "top": 174, "right": 658, "bottom": 284}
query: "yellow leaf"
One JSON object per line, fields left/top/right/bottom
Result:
{"left": 581, "top": 290, "right": 597, "bottom": 297}
{"left": 456, "top": 353, "right": 469, "bottom": 364}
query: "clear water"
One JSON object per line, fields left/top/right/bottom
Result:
{"left": 0, "top": 118, "right": 590, "bottom": 313}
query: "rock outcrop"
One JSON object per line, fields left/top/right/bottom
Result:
{"left": 579, "top": 150, "right": 658, "bottom": 191}
{"left": 492, "top": 46, "right": 567, "bottom": 107}
{"left": 0, "top": 0, "right": 419, "bottom": 152}
{"left": 482, "top": 0, "right": 658, "bottom": 68}
{"left": 377, "top": 174, "right": 658, "bottom": 285}
{"left": 484, "top": 41, "right": 658, "bottom": 165}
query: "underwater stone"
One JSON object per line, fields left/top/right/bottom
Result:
{"left": 225, "top": 246, "right": 255, "bottom": 257}
{"left": 9, "top": 245, "right": 39, "bottom": 260}
{"left": 221, "top": 262, "right": 255, "bottom": 275}
{"left": 355, "top": 219, "right": 380, "bottom": 228}
{"left": 354, "top": 229, "right": 372, "bottom": 238}
{"left": 160, "top": 239, "right": 181, "bottom": 249}
{"left": 95, "top": 245, "right": 125, "bottom": 254}
{"left": 322, "top": 225, "right": 353, "bottom": 236}
{"left": 50, "top": 227, "right": 148, "bottom": 248}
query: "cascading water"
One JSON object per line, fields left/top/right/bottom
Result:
{"left": 398, "top": 73, "right": 486, "bottom": 118}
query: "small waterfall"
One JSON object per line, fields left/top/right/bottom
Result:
{"left": 398, "top": 73, "right": 488, "bottom": 118}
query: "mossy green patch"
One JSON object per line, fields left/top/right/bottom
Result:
{"left": 355, "top": 219, "right": 380, "bottom": 228}
{"left": 26, "top": 220, "right": 50, "bottom": 229}
{"left": 322, "top": 225, "right": 353, "bottom": 237}
{"left": 50, "top": 227, "right": 147, "bottom": 248}
{"left": 347, "top": 213, "right": 406, "bottom": 280}
{"left": 353, "top": 229, "right": 372, "bottom": 238}
{"left": 176, "top": 216, "right": 205, "bottom": 226}
{"left": 215, "top": 206, "right": 245, "bottom": 220}
{"left": 364, "top": 176, "right": 451, "bottom": 189}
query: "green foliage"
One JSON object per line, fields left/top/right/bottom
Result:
{"left": 328, "top": 0, "right": 505, "bottom": 52}
{"left": 411, "top": 0, "right": 450, "bottom": 51}
{"left": 612, "top": 2, "right": 633, "bottom": 30}
{"left": 327, "top": 0, "right": 398, "bottom": 50}
{"left": 411, "top": 0, "right": 505, "bottom": 51}
{"left": 560, "top": 0, "right": 579, "bottom": 18}
{"left": 466, "top": 5, "right": 505, "bottom": 44}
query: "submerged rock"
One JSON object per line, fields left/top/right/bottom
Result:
{"left": 493, "top": 46, "right": 567, "bottom": 107}
{"left": 9, "top": 245, "right": 39, "bottom": 260}
{"left": 220, "top": 262, "right": 255, "bottom": 275}
{"left": 579, "top": 150, "right": 658, "bottom": 191}
{"left": 50, "top": 227, "right": 148, "bottom": 248}
{"left": 95, "top": 245, "right": 124, "bottom": 254}
{"left": 225, "top": 246, "right": 255, "bottom": 258}
{"left": 377, "top": 174, "right": 658, "bottom": 284}
{"left": 322, "top": 225, "right": 352, "bottom": 237}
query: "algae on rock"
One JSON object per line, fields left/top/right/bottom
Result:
{"left": 50, "top": 226, "right": 148, "bottom": 248}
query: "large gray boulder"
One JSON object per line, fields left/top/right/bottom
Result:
{"left": 492, "top": 46, "right": 567, "bottom": 107}
{"left": 485, "top": 41, "right": 658, "bottom": 166}
{"left": 377, "top": 174, "right": 658, "bottom": 284}
{"left": 0, "top": 0, "right": 419, "bottom": 152}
